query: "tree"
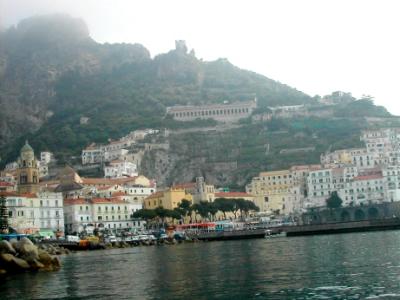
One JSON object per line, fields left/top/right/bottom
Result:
{"left": 132, "top": 209, "right": 157, "bottom": 228}
{"left": 132, "top": 209, "right": 157, "bottom": 221}
{"left": 214, "top": 198, "right": 234, "bottom": 220}
{"left": 178, "top": 199, "right": 192, "bottom": 223}
{"left": 234, "top": 198, "right": 247, "bottom": 220}
{"left": 168, "top": 207, "right": 186, "bottom": 224}
{"left": 326, "top": 191, "right": 343, "bottom": 209}
{"left": 192, "top": 202, "right": 209, "bottom": 221}
{"left": 0, "top": 194, "right": 9, "bottom": 233}
{"left": 155, "top": 207, "right": 169, "bottom": 228}
{"left": 207, "top": 202, "right": 219, "bottom": 221}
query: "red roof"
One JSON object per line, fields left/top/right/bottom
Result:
{"left": 111, "top": 191, "right": 126, "bottom": 197}
{"left": 354, "top": 175, "right": 383, "bottom": 181}
{"left": 0, "top": 192, "right": 37, "bottom": 198}
{"left": 64, "top": 198, "right": 87, "bottom": 205}
{"left": 0, "top": 181, "right": 14, "bottom": 186}
{"left": 214, "top": 192, "right": 253, "bottom": 198}
{"left": 91, "top": 197, "right": 126, "bottom": 204}
{"left": 97, "top": 185, "right": 113, "bottom": 191}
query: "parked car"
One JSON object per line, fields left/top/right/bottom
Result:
{"left": 66, "top": 235, "right": 80, "bottom": 243}
{"left": 105, "top": 235, "right": 117, "bottom": 243}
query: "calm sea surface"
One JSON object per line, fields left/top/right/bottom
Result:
{"left": 2, "top": 231, "right": 400, "bottom": 299}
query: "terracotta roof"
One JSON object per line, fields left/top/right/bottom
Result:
{"left": 0, "top": 182, "right": 14, "bottom": 186}
{"left": 97, "top": 185, "right": 113, "bottom": 191}
{"left": 91, "top": 197, "right": 126, "bottom": 204}
{"left": 64, "top": 198, "right": 88, "bottom": 205}
{"left": 214, "top": 192, "right": 254, "bottom": 198}
{"left": 110, "top": 159, "right": 124, "bottom": 164}
{"left": 354, "top": 175, "right": 383, "bottom": 181}
{"left": 111, "top": 191, "right": 126, "bottom": 197}
{"left": 0, "top": 192, "right": 37, "bottom": 198}
{"left": 0, "top": 191, "right": 18, "bottom": 197}
{"left": 145, "top": 191, "right": 164, "bottom": 200}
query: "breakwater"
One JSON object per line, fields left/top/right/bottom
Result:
{"left": 0, "top": 238, "right": 62, "bottom": 275}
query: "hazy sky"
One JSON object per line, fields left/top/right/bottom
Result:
{"left": 1, "top": 0, "right": 400, "bottom": 115}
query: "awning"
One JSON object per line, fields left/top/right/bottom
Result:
{"left": 38, "top": 230, "right": 55, "bottom": 237}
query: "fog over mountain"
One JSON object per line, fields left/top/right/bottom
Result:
{"left": 2, "top": 0, "right": 400, "bottom": 116}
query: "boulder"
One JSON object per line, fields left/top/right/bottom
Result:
{"left": 9, "top": 239, "right": 18, "bottom": 250}
{"left": 11, "top": 256, "right": 30, "bottom": 270}
{"left": 1, "top": 254, "right": 31, "bottom": 271}
{"left": 0, "top": 240, "right": 17, "bottom": 255}
{"left": 0, "top": 253, "right": 14, "bottom": 264}
{"left": 51, "top": 256, "right": 61, "bottom": 269}
{"left": 18, "top": 243, "right": 39, "bottom": 262}
{"left": 29, "top": 259, "right": 45, "bottom": 270}
{"left": 38, "top": 249, "right": 53, "bottom": 266}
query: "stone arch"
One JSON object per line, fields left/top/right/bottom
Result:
{"left": 340, "top": 210, "right": 351, "bottom": 222}
{"left": 368, "top": 207, "right": 379, "bottom": 219}
{"left": 354, "top": 209, "right": 366, "bottom": 221}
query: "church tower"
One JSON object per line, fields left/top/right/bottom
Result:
{"left": 17, "top": 141, "right": 39, "bottom": 194}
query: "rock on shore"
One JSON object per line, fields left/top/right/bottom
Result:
{"left": 0, "top": 238, "right": 62, "bottom": 275}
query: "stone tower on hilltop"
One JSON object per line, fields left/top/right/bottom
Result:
{"left": 16, "top": 141, "right": 39, "bottom": 194}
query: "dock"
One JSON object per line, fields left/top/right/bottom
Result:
{"left": 276, "top": 217, "right": 400, "bottom": 237}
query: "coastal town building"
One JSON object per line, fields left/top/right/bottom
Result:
{"left": 246, "top": 169, "right": 302, "bottom": 215}
{"left": 143, "top": 188, "right": 193, "bottom": 210}
{"left": 166, "top": 99, "right": 257, "bottom": 122}
{"left": 104, "top": 160, "right": 138, "bottom": 179}
{"left": 40, "top": 151, "right": 54, "bottom": 165}
{"left": 4, "top": 190, "right": 64, "bottom": 237}
{"left": 63, "top": 197, "right": 143, "bottom": 234}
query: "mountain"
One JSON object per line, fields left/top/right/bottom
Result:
{"left": 0, "top": 15, "right": 394, "bottom": 188}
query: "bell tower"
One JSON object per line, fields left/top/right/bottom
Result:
{"left": 17, "top": 141, "right": 39, "bottom": 194}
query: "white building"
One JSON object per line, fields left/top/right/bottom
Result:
{"left": 104, "top": 160, "right": 138, "bottom": 179}
{"left": 338, "top": 174, "right": 386, "bottom": 207}
{"left": 63, "top": 197, "right": 145, "bottom": 234}
{"left": 39, "top": 161, "right": 49, "bottom": 178}
{"left": 5, "top": 161, "right": 18, "bottom": 171}
{"left": 383, "top": 166, "right": 400, "bottom": 202}
{"left": 40, "top": 151, "right": 54, "bottom": 164}
{"left": 306, "top": 168, "right": 333, "bottom": 207}
{"left": 37, "top": 191, "right": 64, "bottom": 235}
{"left": 5, "top": 190, "right": 64, "bottom": 237}
{"left": 82, "top": 144, "right": 103, "bottom": 165}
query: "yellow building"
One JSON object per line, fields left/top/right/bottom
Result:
{"left": 246, "top": 169, "right": 301, "bottom": 215}
{"left": 16, "top": 141, "right": 40, "bottom": 194}
{"left": 143, "top": 188, "right": 193, "bottom": 210}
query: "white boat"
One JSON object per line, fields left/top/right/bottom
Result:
{"left": 264, "top": 229, "right": 287, "bottom": 238}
